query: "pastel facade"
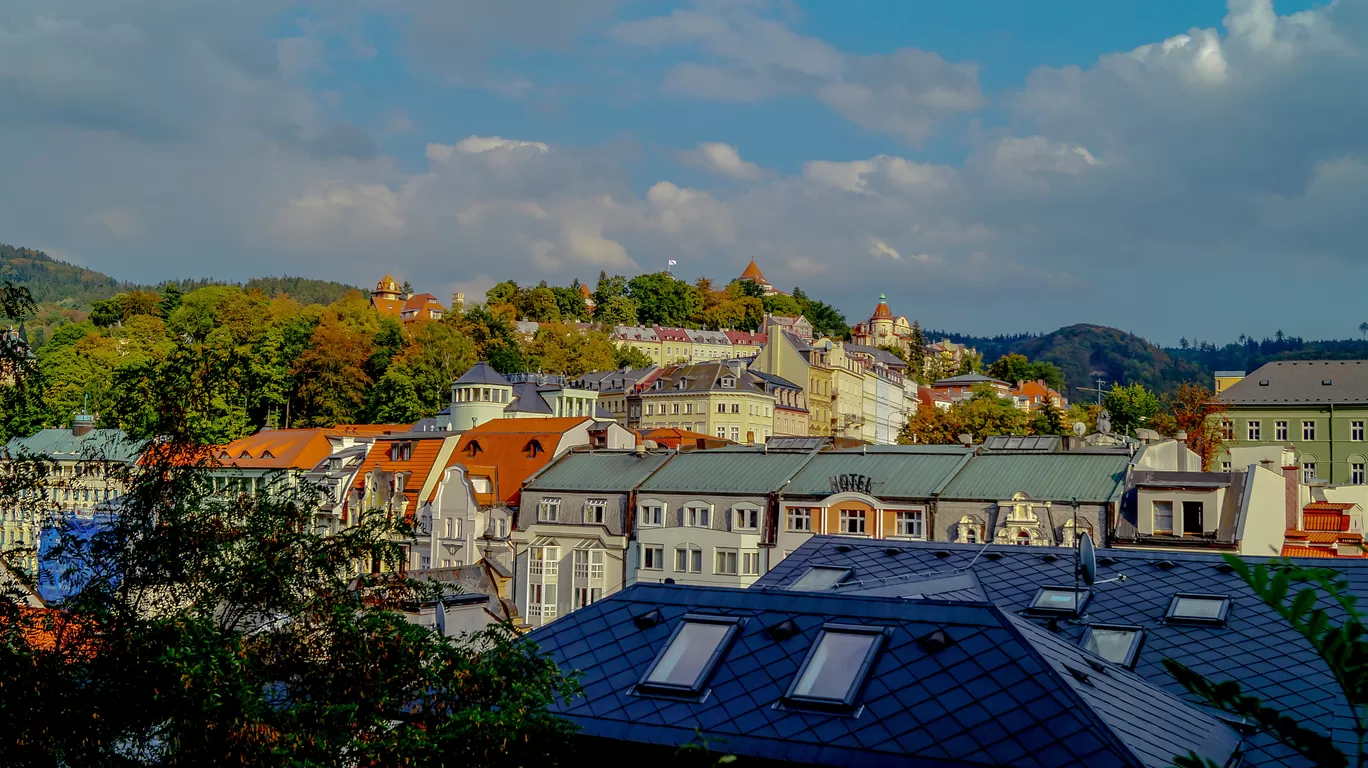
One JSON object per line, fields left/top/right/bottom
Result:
{"left": 635, "top": 361, "right": 776, "bottom": 444}
{"left": 447, "top": 362, "right": 603, "bottom": 431}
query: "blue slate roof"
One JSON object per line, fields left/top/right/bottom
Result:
{"left": 530, "top": 583, "right": 1238, "bottom": 768}
{"left": 755, "top": 536, "right": 1368, "bottom": 767}
{"left": 454, "top": 361, "right": 510, "bottom": 386}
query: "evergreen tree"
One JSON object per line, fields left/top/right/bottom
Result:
{"left": 908, "top": 322, "right": 927, "bottom": 382}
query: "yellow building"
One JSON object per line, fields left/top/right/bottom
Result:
{"left": 635, "top": 361, "right": 776, "bottom": 444}
{"left": 1214, "top": 371, "right": 1246, "bottom": 394}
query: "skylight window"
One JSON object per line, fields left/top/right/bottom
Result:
{"left": 785, "top": 624, "right": 884, "bottom": 710}
{"left": 638, "top": 615, "right": 741, "bottom": 697}
{"left": 1165, "top": 594, "right": 1232, "bottom": 625}
{"left": 1080, "top": 625, "right": 1144, "bottom": 668}
{"left": 1028, "top": 586, "right": 1090, "bottom": 616}
{"left": 789, "top": 566, "right": 852, "bottom": 592}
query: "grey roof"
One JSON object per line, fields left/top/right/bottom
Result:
{"left": 933, "top": 372, "right": 1009, "bottom": 387}
{"left": 940, "top": 452, "right": 1131, "bottom": 503}
{"left": 1220, "top": 360, "right": 1368, "bottom": 405}
{"left": 613, "top": 325, "right": 659, "bottom": 342}
{"left": 1214, "top": 370, "right": 1246, "bottom": 377}
{"left": 780, "top": 330, "right": 811, "bottom": 353}
{"left": 785, "top": 446, "right": 973, "bottom": 498}
{"left": 506, "top": 382, "right": 553, "bottom": 414}
{"left": 531, "top": 583, "right": 1239, "bottom": 768}
{"left": 762, "top": 436, "right": 828, "bottom": 451}
{"left": 756, "top": 536, "right": 1368, "bottom": 766}
{"left": 454, "top": 361, "right": 510, "bottom": 387}
{"left": 637, "top": 448, "right": 814, "bottom": 495}
{"left": 641, "top": 361, "right": 768, "bottom": 396}
{"left": 683, "top": 328, "right": 730, "bottom": 345}
{"left": 524, "top": 450, "right": 672, "bottom": 492}
{"left": 844, "top": 343, "right": 907, "bottom": 367}
{"left": 747, "top": 369, "right": 802, "bottom": 391}
{"left": 4, "top": 428, "right": 144, "bottom": 463}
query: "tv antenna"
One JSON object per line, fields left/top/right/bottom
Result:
{"left": 1075, "top": 377, "right": 1112, "bottom": 407}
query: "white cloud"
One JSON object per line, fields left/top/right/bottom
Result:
{"left": 682, "top": 142, "right": 765, "bottom": 180}
{"left": 868, "top": 237, "right": 901, "bottom": 261}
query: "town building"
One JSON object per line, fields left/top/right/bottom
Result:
{"left": 1216, "top": 360, "right": 1368, "bottom": 485}
{"left": 369, "top": 275, "right": 447, "bottom": 323}
{"left": 683, "top": 328, "right": 732, "bottom": 361}
{"left": 738, "top": 535, "right": 1361, "bottom": 766}
{"left": 931, "top": 372, "right": 1013, "bottom": 402}
{"left": 1283, "top": 500, "right": 1366, "bottom": 558}
{"left": 845, "top": 344, "right": 915, "bottom": 444}
{"left": 736, "top": 258, "right": 780, "bottom": 296}
{"left": 849, "top": 294, "right": 915, "bottom": 354}
{"left": 1, "top": 415, "right": 142, "bottom": 574}
{"left": 349, "top": 428, "right": 462, "bottom": 571}
{"left": 1213, "top": 370, "right": 1246, "bottom": 394}
{"left": 1011, "top": 379, "right": 1067, "bottom": 411}
{"left": 569, "top": 366, "right": 661, "bottom": 428}
{"left": 634, "top": 427, "right": 732, "bottom": 451}
{"left": 446, "top": 362, "right": 605, "bottom": 431}
{"left": 633, "top": 360, "right": 776, "bottom": 444}
{"left": 530, "top": 578, "right": 1241, "bottom": 767}
{"left": 750, "top": 370, "right": 809, "bottom": 437}
{"left": 722, "top": 329, "right": 767, "bottom": 358}
{"left": 762, "top": 313, "right": 812, "bottom": 342}
{"left": 513, "top": 449, "right": 674, "bottom": 627}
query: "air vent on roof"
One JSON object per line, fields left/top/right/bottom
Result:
{"left": 931, "top": 550, "right": 952, "bottom": 559}
{"left": 1064, "top": 665, "right": 1092, "bottom": 685}
{"left": 633, "top": 610, "right": 663, "bottom": 630}
{"left": 883, "top": 548, "right": 900, "bottom": 557}
{"left": 1041, "top": 554, "right": 1059, "bottom": 563}
{"left": 1082, "top": 657, "right": 1110, "bottom": 674}
{"left": 1259, "top": 380, "right": 1269, "bottom": 386}
{"left": 1154, "top": 560, "right": 1178, "bottom": 569}
{"left": 1097, "top": 556, "right": 1118, "bottom": 567}
{"left": 767, "top": 619, "right": 800, "bottom": 642}
{"left": 917, "top": 629, "right": 954, "bottom": 653}
{"left": 1323, "top": 379, "right": 1334, "bottom": 386}
{"left": 835, "top": 544, "right": 852, "bottom": 553}
{"left": 984, "top": 552, "right": 1004, "bottom": 561}
{"left": 1214, "top": 563, "right": 1236, "bottom": 574}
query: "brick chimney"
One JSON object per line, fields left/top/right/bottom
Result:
{"left": 1283, "top": 463, "right": 1300, "bottom": 529}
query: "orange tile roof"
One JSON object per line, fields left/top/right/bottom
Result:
{"left": 372, "top": 297, "right": 403, "bottom": 317}
{"left": 1306, "top": 502, "right": 1356, "bottom": 512}
{"left": 351, "top": 433, "right": 452, "bottom": 511}
{"left": 433, "top": 418, "right": 589, "bottom": 507}
{"left": 1012, "top": 381, "right": 1058, "bottom": 400}
{"left": 740, "top": 258, "right": 768, "bottom": 283}
{"left": 214, "top": 429, "right": 334, "bottom": 470}
{"left": 638, "top": 427, "right": 733, "bottom": 450}
{"left": 1304, "top": 510, "right": 1352, "bottom": 532}
{"left": 323, "top": 423, "right": 410, "bottom": 438}
{"left": 1281, "top": 545, "right": 1336, "bottom": 558}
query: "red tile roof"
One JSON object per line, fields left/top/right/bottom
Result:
{"left": 1305, "top": 502, "right": 1356, "bottom": 512}
{"left": 1304, "top": 510, "right": 1352, "bottom": 532}
{"left": 654, "top": 327, "right": 691, "bottom": 342}
{"left": 214, "top": 429, "right": 334, "bottom": 470}
{"left": 432, "top": 417, "right": 590, "bottom": 507}
{"left": 372, "top": 296, "right": 404, "bottom": 317}
{"left": 351, "top": 434, "right": 453, "bottom": 511}
{"left": 724, "top": 330, "right": 767, "bottom": 345}
{"left": 1281, "top": 545, "right": 1336, "bottom": 558}
{"left": 740, "top": 258, "right": 767, "bottom": 283}
{"left": 637, "top": 427, "right": 733, "bottom": 450}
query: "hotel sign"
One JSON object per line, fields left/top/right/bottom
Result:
{"left": 829, "top": 474, "right": 875, "bottom": 495}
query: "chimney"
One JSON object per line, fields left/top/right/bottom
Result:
{"left": 1283, "top": 463, "right": 1300, "bottom": 529}
{"left": 634, "top": 431, "right": 645, "bottom": 455}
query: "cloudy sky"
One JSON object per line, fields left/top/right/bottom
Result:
{"left": 1, "top": 0, "right": 1364, "bottom": 343}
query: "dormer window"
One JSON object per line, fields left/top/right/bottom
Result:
{"left": 1080, "top": 625, "right": 1144, "bottom": 668}
{"left": 239, "top": 451, "right": 252, "bottom": 459}
{"left": 789, "top": 566, "right": 852, "bottom": 591}
{"left": 525, "top": 439, "right": 544, "bottom": 458}
{"left": 1028, "top": 586, "right": 1090, "bottom": 616}
{"left": 637, "top": 615, "right": 742, "bottom": 698}
{"left": 260, "top": 450, "right": 275, "bottom": 459}
{"left": 465, "top": 440, "right": 482, "bottom": 457}
{"left": 1165, "top": 594, "right": 1232, "bottom": 625}
{"left": 720, "top": 377, "right": 736, "bottom": 389}
{"left": 784, "top": 624, "right": 884, "bottom": 711}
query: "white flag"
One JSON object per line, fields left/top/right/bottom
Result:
{"left": 668, "top": 260, "right": 677, "bottom": 266}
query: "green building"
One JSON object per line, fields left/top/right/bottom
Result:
{"left": 1216, "top": 360, "right": 1368, "bottom": 485}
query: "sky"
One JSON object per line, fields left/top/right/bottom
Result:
{"left": 0, "top": 0, "right": 1364, "bottom": 345}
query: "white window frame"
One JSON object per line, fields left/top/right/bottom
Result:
{"left": 1304, "top": 421, "right": 1316, "bottom": 441}
{"left": 788, "top": 508, "right": 812, "bottom": 532}
{"left": 1354, "top": 463, "right": 1366, "bottom": 485}
{"left": 639, "top": 502, "right": 665, "bottom": 527}
{"left": 1355, "top": 422, "right": 1365, "bottom": 442}
{"left": 537, "top": 497, "right": 561, "bottom": 523}
{"left": 686, "top": 505, "right": 712, "bottom": 528}
{"left": 733, "top": 506, "right": 760, "bottom": 531}
{"left": 894, "top": 510, "right": 924, "bottom": 539}
{"left": 1247, "top": 421, "right": 1260, "bottom": 441}
{"left": 741, "top": 551, "right": 760, "bottom": 576}
{"left": 1275, "top": 421, "right": 1288, "bottom": 441}
{"left": 838, "top": 509, "right": 867, "bottom": 535}
{"left": 1153, "top": 501, "right": 1174, "bottom": 534}
{"left": 1303, "top": 462, "right": 1317, "bottom": 483}
{"left": 715, "top": 549, "right": 739, "bottom": 576}
{"left": 585, "top": 498, "right": 607, "bottom": 525}
{"left": 643, "top": 545, "right": 664, "bottom": 570}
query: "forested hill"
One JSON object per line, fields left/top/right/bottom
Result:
{"left": 931, "top": 324, "right": 1208, "bottom": 396}
{"left": 0, "top": 242, "right": 359, "bottom": 308}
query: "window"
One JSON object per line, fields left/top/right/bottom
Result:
{"left": 730, "top": 427, "right": 740, "bottom": 442}
{"left": 1355, "top": 464, "right": 1365, "bottom": 485}
{"left": 685, "top": 506, "right": 711, "bottom": 528}
{"left": 1182, "top": 501, "right": 1204, "bottom": 535}
{"left": 1304, "top": 421, "right": 1316, "bottom": 441}
{"left": 789, "top": 566, "right": 851, "bottom": 591}
{"left": 1247, "top": 421, "right": 1261, "bottom": 440}
{"left": 640, "top": 503, "right": 664, "bottom": 527}
{"left": 638, "top": 616, "right": 741, "bottom": 696}
{"left": 1153, "top": 501, "right": 1174, "bottom": 534}
{"left": 643, "top": 545, "right": 664, "bottom": 570}
{"left": 1221, "top": 461, "right": 1232, "bottom": 471}
{"left": 785, "top": 625, "right": 883, "bottom": 710}
{"left": 1303, "top": 462, "right": 1317, "bottom": 483}
{"left": 1028, "top": 586, "right": 1090, "bottom": 616}
{"left": 720, "top": 377, "right": 736, "bottom": 389}
{"left": 573, "top": 586, "right": 603, "bottom": 609}
{"left": 894, "top": 510, "right": 924, "bottom": 538}
{"left": 727, "top": 403, "right": 738, "bottom": 414}
{"left": 734, "top": 507, "right": 759, "bottom": 531}
{"left": 1220, "top": 420, "right": 1233, "bottom": 440}
{"left": 742, "top": 551, "right": 760, "bottom": 576}
{"left": 671, "top": 402, "right": 680, "bottom": 415}
{"left": 646, "top": 404, "right": 655, "bottom": 416}
{"left": 537, "top": 497, "right": 560, "bottom": 523}
{"left": 717, "top": 403, "right": 727, "bottom": 414}
{"left": 585, "top": 499, "right": 607, "bottom": 525}
{"left": 1080, "top": 625, "right": 1144, "bottom": 668}
{"left": 715, "top": 549, "right": 739, "bottom": 575}
{"left": 674, "top": 546, "right": 703, "bottom": 573}
{"left": 1275, "top": 421, "right": 1288, "bottom": 441}
{"left": 788, "top": 508, "right": 812, "bottom": 531}
{"left": 1165, "top": 594, "right": 1232, "bottom": 625}
{"left": 1355, "top": 422, "right": 1367, "bottom": 442}
{"left": 838, "top": 509, "right": 866, "bottom": 535}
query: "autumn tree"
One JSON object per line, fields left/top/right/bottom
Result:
{"left": 527, "top": 324, "right": 616, "bottom": 378}
{"left": 292, "top": 316, "right": 373, "bottom": 426}
{"left": 898, "top": 387, "right": 1028, "bottom": 444}
{"left": 1152, "top": 383, "right": 1227, "bottom": 470}
{"left": 520, "top": 286, "right": 562, "bottom": 323}
{"left": 613, "top": 344, "right": 655, "bottom": 370}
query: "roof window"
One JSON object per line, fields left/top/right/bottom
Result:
{"left": 1323, "top": 379, "right": 1334, "bottom": 386}
{"left": 1080, "top": 624, "right": 1144, "bottom": 668}
{"left": 785, "top": 624, "right": 885, "bottom": 710}
{"left": 789, "top": 566, "right": 852, "bottom": 591}
{"left": 1028, "top": 585, "right": 1091, "bottom": 616}
{"left": 637, "top": 615, "right": 741, "bottom": 698}
{"left": 1165, "top": 593, "right": 1232, "bottom": 625}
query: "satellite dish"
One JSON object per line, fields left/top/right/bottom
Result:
{"left": 1072, "top": 421, "right": 1087, "bottom": 437}
{"left": 1077, "top": 533, "right": 1096, "bottom": 587}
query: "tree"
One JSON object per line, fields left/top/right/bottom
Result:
{"left": 627, "top": 273, "right": 701, "bottom": 327}
{"left": 613, "top": 344, "right": 655, "bottom": 369}
{"left": 986, "top": 353, "right": 1066, "bottom": 392}
{"left": 527, "top": 324, "right": 616, "bottom": 377}
{"left": 594, "top": 295, "right": 639, "bottom": 327}
{"left": 898, "top": 387, "right": 1027, "bottom": 444}
{"left": 292, "top": 316, "right": 373, "bottom": 426}
{"left": 551, "top": 286, "right": 588, "bottom": 322}
{"left": 907, "top": 322, "right": 927, "bottom": 382}
{"left": 0, "top": 423, "right": 580, "bottom": 764}
{"left": 520, "top": 287, "right": 562, "bottom": 323}
{"left": 956, "top": 350, "right": 984, "bottom": 375}
{"left": 1027, "top": 400, "right": 1069, "bottom": 436}
{"left": 593, "top": 273, "right": 629, "bottom": 311}
{"left": 157, "top": 282, "right": 184, "bottom": 318}
{"left": 1359, "top": 322, "right": 1366, "bottom": 340}
{"left": 1167, "top": 556, "right": 1360, "bottom": 768}
{"left": 1103, "top": 382, "right": 1162, "bottom": 436}
{"left": 1, "top": 280, "right": 46, "bottom": 441}
{"left": 761, "top": 293, "right": 803, "bottom": 318}
{"left": 1152, "top": 383, "right": 1227, "bottom": 471}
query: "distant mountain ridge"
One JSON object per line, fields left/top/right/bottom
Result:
{"left": 0, "top": 242, "right": 360, "bottom": 308}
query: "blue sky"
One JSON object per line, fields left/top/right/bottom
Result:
{"left": 0, "top": 0, "right": 1361, "bottom": 344}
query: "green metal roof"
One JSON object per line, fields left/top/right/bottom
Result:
{"left": 784, "top": 448, "right": 973, "bottom": 498}
{"left": 4, "top": 428, "right": 144, "bottom": 463}
{"left": 524, "top": 450, "right": 673, "bottom": 493}
{"left": 939, "top": 453, "right": 1130, "bottom": 503}
{"left": 638, "top": 449, "right": 814, "bottom": 495}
